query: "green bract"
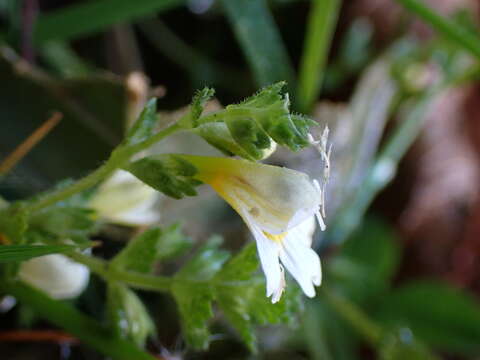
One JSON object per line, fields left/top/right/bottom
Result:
{"left": 224, "top": 82, "right": 316, "bottom": 152}
{"left": 192, "top": 82, "right": 316, "bottom": 160}
{"left": 125, "top": 155, "right": 202, "bottom": 199}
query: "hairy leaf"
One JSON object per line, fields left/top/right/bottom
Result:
{"left": 125, "top": 98, "right": 158, "bottom": 146}
{"left": 126, "top": 155, "right": 202, "bottom": 199}
{"left": 111, "top": 224, "right": 192, "bottom": 273}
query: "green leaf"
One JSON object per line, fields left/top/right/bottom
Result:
{"left": 126, "top": 155, "right": 202, "bottom": 199}
{"left": 34, "top": 0, "right": 185, "bottom": 44}
{"left": 111, "top": 224, "right": 192, "bottom": 273}
{"left": 0, "top": 244, "right": 84, "bottom": 263}
{"left": 220, "top": 0, "right": 295, "bottom": 87}
{"left": 214, "top": 243, "right": 302, "bottom": 351}
{"left": 171, "top": 236, "right": 229, "bottom": 349}
{"left": 176, "top": 235, "right": 230, "bottom": 282}
{"left": 193, "top": 122, "right": 254, "bottom": 160}
{"left": 156, "top": 223, "right": 192, "bottom": 261}
{"left": 27, "top": 206, "right": 97, "bottom": 243}
{"left": 107, "top": 282, "right": 155, "bottom": 348}
{"left": 125, "top": 98, "right": 157, "bottom": 146}
{"left": 375, "top": 281, "right": 480, "bottom": 355}
{"left": 171, "top": 281, "right": 214, "bottom": 350}
{"left": 179, "top": 87, "right": 215, "bottom": 129}
{"left": 225, "top": 82, "right": 314, "bottom": 153}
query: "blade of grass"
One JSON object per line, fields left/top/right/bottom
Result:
{"left": 34, "top": 0, "right": 184, "bottom": 44}
{"left": 325, "top": 89, "right": 436, "bottom": 246}
{"left": 0, "top": 244, "right": 91, "bottom": 263}
{"left": 138, "top": 19, "right": 246, "bottom": 90}
{"left": 1, "top": 281, "right": 158, "bottom": 360}
{"left": 397, "top": 0, "right": 480, "bottom": 60}
{"left": 296, "top": 0, "right": 342, "bottom": 113}
{"left": 220, "top": 0, "right": 295, "bottom": 88}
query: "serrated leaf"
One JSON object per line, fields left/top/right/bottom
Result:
{"left": 172, "top": 282, "right": 214, "bottom": 350}
{"left": 216, "top": 243, "right": 258, "bottom": 282}
{"left": 126, "top": 155, "right": 202, "bottom": 199}
{"left": 179, "top": 87, "right": 215, "bottom": 129}
{"left": 176, "top": 235, "right": 230, "bottom": 281}
{"left": 225, "top": 82, "right": 313, "bottom": 152}
{"left": 107, "top": 282, "right": 155, "bottom": 348}
{"left": 0, "top": 244, "right": 85, "bottom": 263}
{"left": 375, "top": 281, "right": 480, "bottom": 355}
{"left": 125, "top": 98, "right": 157, "bottom": 146}
{"left": 214, "top": 243, "right": 303, "bottom": 351}
{"left": 111, "top": 224, "right": 192, "bottom": 273}
{"left": 110, "top": 228, "right": 162, "bottom": 273}
{"left": 171, "top": 236, "right": 229, "bottom": 350}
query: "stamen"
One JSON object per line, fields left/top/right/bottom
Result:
{"left": 315, "top": 211, "right": 326, "bottom": 231}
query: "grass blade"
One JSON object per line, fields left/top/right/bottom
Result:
{"left": 296, "top": 0, "right": 342, "bottom": 113}
{"left": 220, "top": 0, "right": 295, "bottom": 88}
{"left": 0, "top": 244, "right": 84, "bottom": 263}
{"left": 397, "top": 0, "right": 480, "bottom": 60}
{"left": 34, "top": 0, "right": 184, "bottom": 44}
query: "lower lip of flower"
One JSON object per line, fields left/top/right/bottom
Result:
{"left": 263, "top": 231, "right": 287, "bottom": 243}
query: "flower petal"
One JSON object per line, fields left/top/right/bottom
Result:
{"left": 182, "top": 156, "right": 322, "bottom": 234}
{"left": 242, "top": 211, "right": 285, "bottom": 302}
{"left": 278, "top": 223, "right": 322, "bottom": 298}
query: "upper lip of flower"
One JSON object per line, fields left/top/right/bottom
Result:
{"left": 183, "top": 155, "right": 323, "bottom": 234}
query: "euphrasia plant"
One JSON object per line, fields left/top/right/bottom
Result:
{"left": 0, "top": 82, "right": 330, "bottom": 353}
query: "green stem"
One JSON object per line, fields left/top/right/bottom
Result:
{"left": 322, "top": 288, "right": 382, "bottom": 345}
{"left": 397, "top": 0, "right": 480, "bottom": 60}
{"left": 0, "top": 280, "right": 157, "bottom": 360}
{"left": 69, "top": 252, "right": 171, "bottom": 292}
{"left": 296, "top": 0, "right": 342, "bottom": 113}
{"left": 24, "top": 122, "right": 182, "bottom": 213}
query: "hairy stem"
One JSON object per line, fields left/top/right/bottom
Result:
{"left": 24, "top": 122, "right": 182, "bottom": 214}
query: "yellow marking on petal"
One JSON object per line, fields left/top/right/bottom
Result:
{"left": 264, "top": 231, "right": 287, "bottom": 243}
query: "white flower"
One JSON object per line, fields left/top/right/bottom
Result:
{"left": 180, "top": 155, "right": 326, "bottom": 303}
{"left": 19, "top": 254, "right": 90, "bottom": 299}
{"left": 89, "top": 170, "right": 160, "bottom": 226}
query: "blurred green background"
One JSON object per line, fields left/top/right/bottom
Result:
{"left": 2, "top": 0, "right": 480, "bottom": 359}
